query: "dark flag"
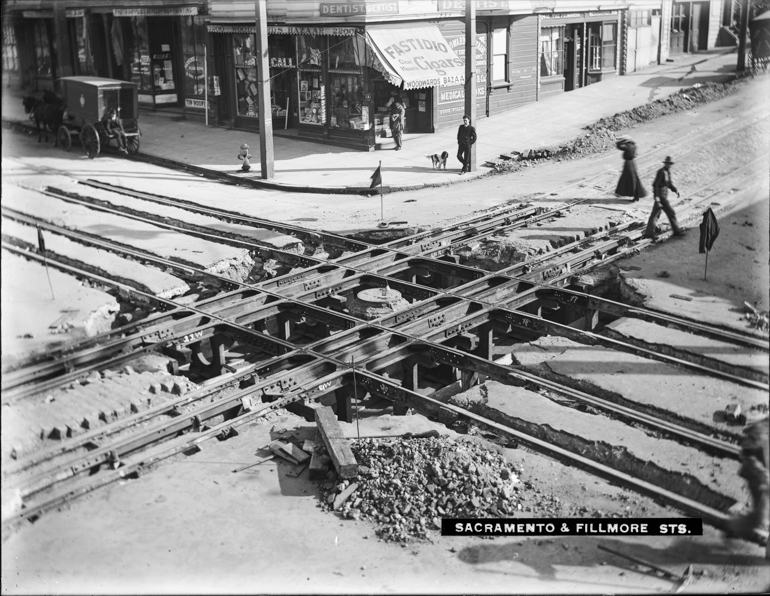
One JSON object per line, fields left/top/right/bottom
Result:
{"left": 37, "top": 225, "right": 46, "bottom": 255}
{"left": 699, "top": 208, "right": 720, "bottom": 254}
{"left": 369, "top": 164, "right": 382, "bottom": 189}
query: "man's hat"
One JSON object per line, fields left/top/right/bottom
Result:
{"left": 663, "top": 156, "right": 674, "bottom": 165}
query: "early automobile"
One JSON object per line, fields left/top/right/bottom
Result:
{"left": 56, "top": 76, "right": 141, "bottom": 158}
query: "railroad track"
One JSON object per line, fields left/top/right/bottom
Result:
{"left": 3, "top": 112, "right": 767, "bottom": 542}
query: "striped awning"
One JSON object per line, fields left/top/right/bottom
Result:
{"left": 364, "top": 26, "right": 465, "bottom": 90}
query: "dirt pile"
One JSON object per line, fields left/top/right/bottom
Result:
{"left": 489, "top": 79, "right": 748, "bottom": 173}
{"left": 318, "top": 435, "right": 523, "bottom": 544}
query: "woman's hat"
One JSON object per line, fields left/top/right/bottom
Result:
{"left": 663, "top": 156, "right": 674, "bottom": 165}
{"left": 616, "top": 135, "right": 633, "bottom": 143}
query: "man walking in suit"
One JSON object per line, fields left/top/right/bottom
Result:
{"left": 456, "top": 115, "right": 477, "bottom": 175}
{"left": 644, "top": 156, "right": 686, "bottom": 238}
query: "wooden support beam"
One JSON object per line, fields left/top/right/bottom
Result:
{"left": 477, "top": 323, "right": 494, "bottom": 361}
{"left": 315, "top": 406, "right": 358, "bottom": 478}
{"left": 335, "top": 386, "right": 353, "bottom": 423}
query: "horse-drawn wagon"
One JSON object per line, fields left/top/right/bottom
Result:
{"left": 57, "top": 76, "right": 141, "bottom": 158}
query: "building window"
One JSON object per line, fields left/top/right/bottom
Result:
{"left": 492, "top": 27, "right": 508, "bottom": 82}
{"left": 539, "top": 26, "right": 564, "bottom": 77}
{"left": 629, "top": 10, "right": 651, "bottom": 28}
{"left": 234, "top": 33, "right": 258, "bottom": 118}
{"left": 329, "top": 35, "right": 364, "bottom": 129}
{"left": 588, "top": 22, "right": 616, "bottom": 71}
{"left": 2, "top": 21, "right": 18, "bottom": 75}
{"left": 181, "top": 16, "right": 206, "bottom": 98}
{"left": 297, "top": 35, "right": 325, "bottom": 126}
{"left": 130, "top": 17, "right": 151, "bottom": 91}
{"left": 672, "top": 4, "right": 686, "bottom": 33}
{"left": 602, "top": 23, "right": 617, "bottom": 70}
{"left": 33, "top": 20, "right": 53, "bottom": 78}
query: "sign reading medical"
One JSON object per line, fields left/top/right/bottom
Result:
{"left": 365, "top": 27, "right": 465, "bottom": 90}
{"left": 320, "top": 2, "right": 398, "bottom": 16}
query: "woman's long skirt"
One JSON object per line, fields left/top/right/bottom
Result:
{"left": 615, "top": 159, "right": 648, "bottom": 200}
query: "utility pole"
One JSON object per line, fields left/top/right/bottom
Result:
{"left": 464, "top": 0, "right": 476, "bottom": 172}
{"left": 737, "top": 0, "right": 751, "bottom": 71}
{"left": 255, "top": 0, "right": 274, "bottom": 178}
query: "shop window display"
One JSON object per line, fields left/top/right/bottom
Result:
{"left": 328, "top": 36, "right": 366, "bottom": 130}
{"left": 181, "top": 16, "right": 206, "bottom": 98}
{"left": 234, "top": 33, "right": 258, "bottom": 117}
{"left": 130, "top": 17, "right": 151, "bottom": 91}
{"left": 297, "top": 35, "right": 325, "bottom": 125}
{"left": 269, "top": 36, "right": 293, "bottom": 122}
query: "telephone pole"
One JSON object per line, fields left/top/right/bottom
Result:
{"left": 737, "top": 0, "right": 751, "bottom": 71}
{"left": 464, "top": 0, "right": 477, "bottom": 172}
{"left": 255, "top": 0, "right": 274, "bottom": 178}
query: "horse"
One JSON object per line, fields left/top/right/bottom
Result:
{"left": 22, "top": 93, "right": 65, "bottom": 146}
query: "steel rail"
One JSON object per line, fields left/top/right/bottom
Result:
{"left": 78, "top": 178, "right": 374, "bottom": 253}
{"left": 5, "top": 152, "right": 765, "bottom": 397}
{"left": 33, "top": 186, "right": 326, "bottom": 268}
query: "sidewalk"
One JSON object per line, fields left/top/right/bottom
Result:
{"left": 2, "top": 49, "right": 739, "bottom": 193}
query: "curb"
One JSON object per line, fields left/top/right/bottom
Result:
{"left": 3, "top": 117, "right": 494, "bottom": 196}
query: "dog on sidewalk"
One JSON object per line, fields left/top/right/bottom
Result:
{"left": 426, "top": 151, "right": 449, "bottom": 170}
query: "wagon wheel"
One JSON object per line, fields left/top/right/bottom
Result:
{"left": 57, "top": 126, "right": 72, "bottom": 151}
{"left": 81, "top": 124, "right": 100, "bottom": 159}
{"left": 125, "top": 135, "right": 140, "bottom": 155}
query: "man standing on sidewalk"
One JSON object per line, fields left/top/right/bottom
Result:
{"left": 643, "top": 156, "right": 685, "bottom": 238}
{"left": 456, "top": 115, "right": 477, "bottom": 175}
{"left": 389, "top": 94, "right": 405, "bottom": 151}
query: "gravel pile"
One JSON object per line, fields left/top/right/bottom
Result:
{"left": 318, "top": 435, "right": 523, "bottom": 544}
{"left": 489, "top": 79, "right": 748, "bottom": 173}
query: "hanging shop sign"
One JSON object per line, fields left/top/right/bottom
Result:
{"left": 207, "top": 24, "right": 357, "bottom": 36}
{"left": 114, "top": 7, "right": 198, "bottom": 17}
{"left": 320, "top": 2, "right": 398, "bottom": 17}
{"left": 185, "top": 98, "right": 210, "bottom": 110}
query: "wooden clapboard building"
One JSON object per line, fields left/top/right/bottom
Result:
{"left": 203, "top": 0, "right": 670, "bottom": 150}
{"left": 2, "top": 0, "right": 210, "bottom": 112}
{"left": 2, "top": 0, "right": 733, "bottom": 150}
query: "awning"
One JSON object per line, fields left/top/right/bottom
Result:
{"left": 365, "top": 26, "right": 465, "bottom": 90}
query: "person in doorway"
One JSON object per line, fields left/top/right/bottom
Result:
{"left": 389, "top": 94, "right": 405, "bottom": 151}
{"left": 456, "top": 115, "right": 477, "bottom": 175}
{"left": 725, "top": 417, "right": 769, "bottom": 559}
{"left": 614, "top": 136, "right": 647, "bottom": 202}
{"left": 103, "top": 107, "right": 128, "bottom": 154}
{"left": 643, "top": 156, "right": 685, "bottom": 238}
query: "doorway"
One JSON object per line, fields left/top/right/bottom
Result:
{"left": 689, "top": 1, "right": 710, "bottom": 52}
{"left": 564, "top": 24, "right": 584, "bottom": 92}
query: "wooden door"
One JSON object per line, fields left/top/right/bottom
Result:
{"left": 213, "top": 34, "right": 232, "bottom": 122}
{"left": 670, "top": 2, "right": 688, "bottom": 54}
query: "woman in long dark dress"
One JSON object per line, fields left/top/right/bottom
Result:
{"left": 614, "top": 136, "right": 647, "bottom": 202}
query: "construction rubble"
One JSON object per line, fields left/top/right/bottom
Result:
{"left": 317, "top": 435, "right": 523, "bottom": 544}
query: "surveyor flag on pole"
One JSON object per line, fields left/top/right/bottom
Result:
{"left": 369, "top": 164, "right": 382, "bottom": 189}
{"left": 37, "top": 225, "right": 46, "bottom": 255}
{"left": 699, "top": 208, "right": 720, "bottom": 281}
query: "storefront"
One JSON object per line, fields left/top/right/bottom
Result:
{"left": 539, "top": 10, "right": 621, "bottom": 98}
{"left": 114, "top": 6, "right": 207, "bottom": 111}
{"left": 206, "top": 23, "right": 464, "bottom": 149}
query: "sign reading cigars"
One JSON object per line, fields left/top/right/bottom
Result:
{"left": 366, "top": 26, "right": 465, "bottom": 90}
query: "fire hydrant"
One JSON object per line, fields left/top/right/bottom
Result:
{"left": 237, "top": 143, "right": 252, "bottom": 172}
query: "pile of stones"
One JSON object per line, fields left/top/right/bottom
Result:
{"left": 488, "top": 79, "right": 748, "bottom": 174}
{"left": 318, "top": 435, "right": 523, "bottom": 544}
